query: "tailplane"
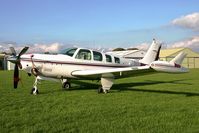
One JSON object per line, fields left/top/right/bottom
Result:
{"left": 140, "top": 39, "right": 161, "bottom": 65}
{"left": 170, "top": 52, "right": 187, "bottom": 65}
{"left": 150, "top": 51, "right": 188, "bottom": 73}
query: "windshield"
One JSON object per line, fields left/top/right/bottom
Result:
{"left": 60, "top": 48, "right": 77, "bottom": 57}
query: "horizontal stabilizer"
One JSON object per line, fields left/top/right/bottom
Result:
{"left": 170, "top": 52, "right": 187, "bottom": 65}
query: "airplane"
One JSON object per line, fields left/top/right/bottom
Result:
{"left": 7, "top": 39, "right": 188, "bottom": 95}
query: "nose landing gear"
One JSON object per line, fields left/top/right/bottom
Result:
{"left": 31, "top": 77, "right": 39, "bottom": 95}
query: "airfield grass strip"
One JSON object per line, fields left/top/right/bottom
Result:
{"left": 0, "top": 69, "right": 199, "bottom": 133}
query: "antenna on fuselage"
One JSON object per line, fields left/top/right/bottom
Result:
{"left": 101, "top": 49, "right": 105, "bottom": 53}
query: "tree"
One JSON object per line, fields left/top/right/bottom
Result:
{"left": 127, "top": 48, "right": 138, "bottom": 50}
{"left": 44, "top": 52, "right": 50, "bottom": 54}
{"left": 112, "top": 48, "right": 126, "bottom": 51}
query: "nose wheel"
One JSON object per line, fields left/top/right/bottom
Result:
{"left": 31, "top": 87, "right": 39, "bottom": 95}
{"left": 31, "top": 77, "right": 39, "bottom": 95}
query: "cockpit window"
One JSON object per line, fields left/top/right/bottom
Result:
{"left": 75, "top": 49, "right": 91, "bottom": 60}
{"left": 61, "top": 48, "right": 77, "bottom": 57}
{"left": 93, "top": 51, "right": 103, "bottom": 61}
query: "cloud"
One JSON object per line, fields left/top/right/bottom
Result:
{"left": 0, "top": 43, "right": 15, "bottom": 53}
{"left": 135, "top": 43, "right": 150, "bottom": 50}
{"left": 0, "top": 42, "right": 65, "bottom": 53}
{"left": 29, "top": 43, "right": 63, "bottom": 53}
{"left": 172, "top": 12, "right": 199, "bottom": 31}
{"left": 169, "top": 36, "right": 199, "bottom": 52}
{"left": 129, "top": 36, "right": 199, "bottom": 53}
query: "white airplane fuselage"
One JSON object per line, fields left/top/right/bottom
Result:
{"left": 20, "top": 49, "right": 140, "bottom": 80}
{"left": 8, "top": 40, "right": 188, "bottom": 94}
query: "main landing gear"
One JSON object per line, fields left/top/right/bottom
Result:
{"left": 62, "top": 81, "right": 71, "bottom": 90}
{"left": 98, "top": 86, "right": 109, "bottom": 94}
{"left": 98, "top": 77, "right": 114, "bottom": 94}
{"left": 61, "top": 79, "right": 71, "bottom": 90}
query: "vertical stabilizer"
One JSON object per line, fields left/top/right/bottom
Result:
{"left": 170, "top": 52, "right": 187, "bottom": 65}
{"left": 140, "top": 39, "right": 161, "bottom": 65}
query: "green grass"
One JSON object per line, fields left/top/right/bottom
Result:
{"left": 1, "top": 69, "right": 199, "bottom": 133}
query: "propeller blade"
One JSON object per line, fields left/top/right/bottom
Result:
{"left": 14, "top": 64, "right": 19, "bottom": 89}
{"left": 9, "top": 47, "right": 17, "bottom": 56}
{"left": 18, "top": 47, "right": 29, "bottom": 58}
{"left": 7, "top": 56, "right": 18, "bottom": 64}
{"left": 17, "top": 62, "right": 22, "bottom": 69}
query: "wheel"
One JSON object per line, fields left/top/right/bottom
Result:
{"left": 30, "top": 87, "right": 39, "bottom": 95}
{"left": 62, "top": 82, "right": 71, "bottom": 90}
{"left": 98, "top": 86, "right": 103, "bottom": 93}
{"left": 104, "top": 90, "right": 108, "bottom": 94}
{"left": 30, "top": 88, "right": 34, "bottom": 94}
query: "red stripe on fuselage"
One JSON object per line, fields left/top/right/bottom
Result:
{"left": 21, "top": 58, "right": 130, "bottom": 68}
{"left": 154, "top": 64, "right": 181, "bottom": 68}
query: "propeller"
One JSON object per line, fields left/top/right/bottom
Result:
{"left": 8, "top": 47, "right": 29, "bottom": 89}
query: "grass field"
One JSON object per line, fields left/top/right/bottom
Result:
{"left": 1, "top": 69, "right": 199, "bottom": 133}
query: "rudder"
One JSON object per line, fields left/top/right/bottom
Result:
{"left": 140, "top": 39, "right": 161, "bottom": 65}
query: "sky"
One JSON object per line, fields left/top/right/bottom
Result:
{"left": 0, "top": 0, "right": 199, "bottom": 52}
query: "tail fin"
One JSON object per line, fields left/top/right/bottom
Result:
{"left": 140, "top": 39, "right": 161, "bottom": 65}
{"left": 170, "top": 52, "right": 187, "bottom": 65}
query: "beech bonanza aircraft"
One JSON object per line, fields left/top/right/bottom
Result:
{"left": 8, "top": 39, "right": 188, "bottom": 95}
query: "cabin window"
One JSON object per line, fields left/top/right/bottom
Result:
{"left": 105, "top": 54, "right": 112, "bottom": 62}
{"left": 61, "top": 48, "right": 77, "bottom": 57}
{"left": 93, "top": 51, "right": 103, "bottom": 61}
{"left": 114, "top": 57, "right": 120, "bottom": 64}
{"left": 76, "top": 49, "right": 91, "bottom": 60}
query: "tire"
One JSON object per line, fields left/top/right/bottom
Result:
{"left": 62, "top": 82, "right": 71, "bottom": 90}
{"left": 98, "top": 86, "right": 103, "bottom": 93}
{"left": 30, "top": 88, "right": 35, "bottom": 94}
{"left": 31, "top": 88, "right": 39, "bottom": 95}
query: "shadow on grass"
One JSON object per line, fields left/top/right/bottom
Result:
{"left": 71, "top": 79, "right": 199, "bottom": 97}
{"left": 41, "top": 79, "right": 198, "bottom": 97}
{"left": 113, "top": 79, "right": 191, "bottom": 88}
{"left": 113, "top": 79, "right": 199, "bottom": 97}
{"left": 120, "top": 88, "right": 199, "bottom": 97}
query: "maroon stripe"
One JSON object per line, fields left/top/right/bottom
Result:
{"left": 154, "top": 64, "right": 181, "bottom": 68}
{"left": 140, "top": 63, "right": 147, "bottom": 66}
{"left": 21, "top": 59, "right": 129, "bottom": 68}
{"left": 174, "top": 63, "right": 181, "bottom": 68}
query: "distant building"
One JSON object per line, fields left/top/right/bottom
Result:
{"left": 107, "top": 48, "right": 199, "bottom": 68}
{"left": 107, "top": 50, "right": 146, "bottom": 60}
{"left": 0, "top": 54, "right": 7, "bottom": 70}
{"left": 160, "top": 48, "right": 199, "bottom": 68}
{"left": 0, "top": 54, "right": 14, "bottom": 70}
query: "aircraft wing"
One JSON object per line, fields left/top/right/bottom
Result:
{"left": 71, "top": 66, "right": 154, "bottom": 79}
